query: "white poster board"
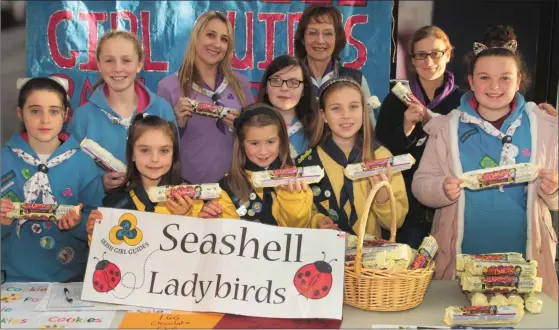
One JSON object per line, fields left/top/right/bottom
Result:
{"left": 81, "top": 208, "right": 345, "bottom": 319}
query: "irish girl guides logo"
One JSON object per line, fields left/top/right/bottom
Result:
{"left": 109, "top": 213, "right": 143, "bottom": 246}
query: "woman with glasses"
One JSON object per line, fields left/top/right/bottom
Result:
{"left": 375, "top": 25, "right": 464, "bottom": 249}
{"left": 257, "top": 55, "right": 320, "bottom": 158}
{"left": 157, "top": 11, "right": 253, "bottom": 184}
{"left": 294, "top": 4, "right": 375, "bottom": 126}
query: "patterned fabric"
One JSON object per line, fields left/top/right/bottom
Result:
{"left": 10, "top": 148, "right": 76, "bottom": 236}
{"left": 100, "top": 109, "right": 131, "bottom": 129}
{"left": 459, "top": 111, "right": 522, "bottom": 165}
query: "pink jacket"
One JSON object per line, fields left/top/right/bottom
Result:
{"left": 412, "top": 103, "right": 558, "bottom": 301}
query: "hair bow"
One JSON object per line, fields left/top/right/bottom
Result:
{"left": 16, "top": 76, "right": 70, "bottom": 94}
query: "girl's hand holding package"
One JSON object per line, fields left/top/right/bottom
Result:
{"left": 444, "top": 177, "right": 463, "bottom": 201}
{"left": 165, "top": 194, "right": 194, "bottom": 216}
{"left": 86, "top": 209, "right": 103, "bottom": 236}
{"left": 279, "top": 179, "right": 308, "bottom": 193}
{"left": 403, "top": 103, "right": 425, "bottom": 136}
{"left": 222, "top": 111, "right": 240, "bottom": 129}
{"left": 538, "top": 169, "right": 558, "bottom": 195}
{"left": 368, "top": 164, "right": 393, "bottom": 204}
{"left": 199, "top": 200, "right": 222, "bottom": 218}
{"left": 0, "top": 198, "right": 15, "bottom": 226}
{"left": 318, "top": 216, "right": 338, "bottom": 230}
{"left": 58, "top": 203, "right": 82, "bottom": 231}
{"left": 174, "top": 97, "right": 194, "bottom": 127}
{"left": 538, "top": 103, "right": 558, "bottom": 117}
{"left": 103, "top": 172, "right": 126, "bottom": 190}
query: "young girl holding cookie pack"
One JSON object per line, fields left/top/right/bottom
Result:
{"left": 86, "top": 114, "right": 197, "bottom": 242}
{"left": 298, "top": 78, "right": 409, "bottom": 236}
{"left": 412, "top": 26, "right": 558, "bottom": 299}
{"left": 1, "top": 77, "right": 104, "bottom": 282}
{"left": 197, "top": 103, "right": 312, "bottom": 227}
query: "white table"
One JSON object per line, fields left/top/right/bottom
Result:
{"left": 108, "top": 280, "right": 558, "bottom": 328}
{"left": 341, "top": 280, "right": 558, "bottom": 328}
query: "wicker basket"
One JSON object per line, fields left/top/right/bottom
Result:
{"left": 343, "top": 181, "right": 435, "bottom": 311}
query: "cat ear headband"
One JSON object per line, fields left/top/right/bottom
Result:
{"left": 473, "top": 40, "right": 518, "bottom": 56}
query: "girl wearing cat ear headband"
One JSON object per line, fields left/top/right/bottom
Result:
{"left": 413, "top": 25, "right": 558, "bottom": 300}
{"left": 196, "top": 103, "right": 312, "bottom": 228}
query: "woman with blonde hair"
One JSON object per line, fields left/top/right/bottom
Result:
{"left": 157, "top": 10, "right": 253, "bottom": 184}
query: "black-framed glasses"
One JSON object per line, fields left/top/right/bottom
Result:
{"left": 268, "top": 77, "right": 304, "bottom": 88}
{"left": 411, "top": 49, "right": 448, "bottom": 60}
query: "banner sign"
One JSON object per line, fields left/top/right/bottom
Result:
{"left": 81, "top": 208, "right": 346, "bottom": 319}
{"left": 26, "top": 0, "right": 392, "bottom": 110}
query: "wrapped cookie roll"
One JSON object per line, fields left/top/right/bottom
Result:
{"left": 6, "top": 203, "right": 80, "bottom": 222}
{"left": 147, "top": 183, "right": 221, "bottom": 203}
{"left": 345, "top": 233, "right": 378, "bottom": 250}
{"left": 186, "top": 98, "right": 238, "bottom": 119}
{"left": 80, "top": 138, "right": 126, "bottom": 173}
{"left": 251, "top": 166, "right": 324, "bottom": 188}
{"left": 456, "top": 253, "right": 524, "bottom": 272}
{"left": 344, "top": 154, "right": 415, "bottom": 180}
{"left": 345, "top": 242, "right": 413, "bottom": 264}
{"left": 506, "top": 293, "right": 524, "bottom": 309}
{"left": 488, "top": 293, "right": 509, "bottom": 306}
{"left": 523, "top": 293, "right": 543, "bottom": 314}
{"left": 464, "top": 259, "right": 537, "bottom": 277}
{"left": 443, "top": 305, "right": 524, "bottom": 326}
{"left": 461, "top": 275, "right": 542, "bottom": 294}
{"left": 467, "top": 292, "right": 489, "bottom": 306}
{"left": 409, "top": 235, "right": 438, "bottom": 270}
{"left": 459, "top": 163, "right": 539, "bottom": 191}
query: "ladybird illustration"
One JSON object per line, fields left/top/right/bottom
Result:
{"left": 92, "top": 252, "right": 121, "bottom": 293}
{"left": 293, "top": 252, "right": 337, "bottom": 300}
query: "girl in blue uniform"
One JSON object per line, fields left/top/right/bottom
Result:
{"left": 0, "top": 77, "right": 104, "bottom": 282}
{"left": 68, "top": 31, "right": 176, "bottom": 191}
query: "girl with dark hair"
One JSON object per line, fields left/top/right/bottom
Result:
{"left": 197, "top": 103, "right": 312, "bottom": 227}
{"left": 0, "top": 77, "right": 104, "bottom": 282}
{"left": 86, "top": 114, "right": 195, "bottom": 241}
{"left": 412, "top": 25, "right": 558, "bottom": 299}
{"left": 258, "top": 54, "right": 319, "bottom": 157}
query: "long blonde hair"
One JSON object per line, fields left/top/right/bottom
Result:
{"left": 92, "top": 31, "right": 143, "bottom": 91}
{"left": 177, "top": 11, "right": 247, "bottom": 107}
{"left": 309, "top": 79, "right": 376, "bottom": 162}
{"left": 225, "top": 103, "right": 293, "bottom": 202}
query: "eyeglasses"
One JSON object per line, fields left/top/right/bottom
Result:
{"left": 305, "top": 29, "right": 335, "bottom": 40}
{"left": 268, "top": 77, "right": 304, "bottom": 88}
{"left": 411, "top": 49, "right": 448, "bottom": 60}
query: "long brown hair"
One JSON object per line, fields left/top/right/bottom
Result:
{"left": 177, "top": 11, "right": 247, "bottom": 107}
{"left": 294, "top": 5, "right": 346, "bottom": 61}
{"left": 92, "top": 31, "right": 144, "bottom": 91}
{"left": 257, "top": 54, "right": 319, "bottom": 140}
{"left": 310, "top": 79, "right": 375, "bottom": 162}
{"left": 116, "top": 114, "right": 181, "bottom": 191}
{"left": 225, "top": 103, "right": 294, "bottom": 202}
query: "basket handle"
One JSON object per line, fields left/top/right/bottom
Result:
{"left": 354, "top": 180, "right": 397, "bottom": 276}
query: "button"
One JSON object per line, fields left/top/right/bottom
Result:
{"left": 502, "top": 135, "right": 512, "bottom": 144}
{"left": 112, "top": 118, "right": 119, "bottom": 124}
{"left": 37, "top": 164, "right": 48, "bottom": 173}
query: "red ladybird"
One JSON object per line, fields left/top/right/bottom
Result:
{"left": 92, "top": 252, "right": 121, "bottom": 293}
{"left": 293, "top": 252, "right": 337, "bottom": 299}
